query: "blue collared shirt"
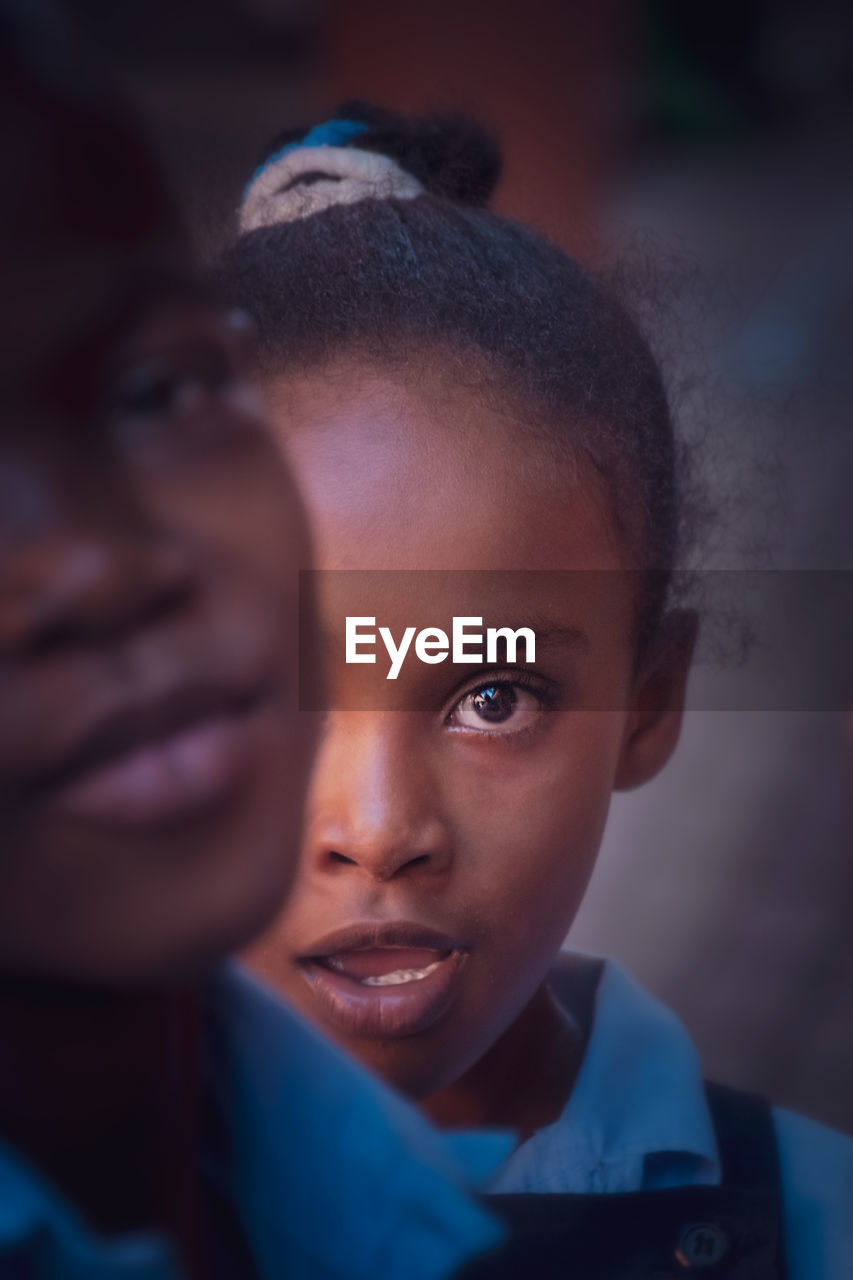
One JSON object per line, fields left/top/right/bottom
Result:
{"left": 490, "top": 953, "right": 853, "bottom": 1280}
{"left": 0, "top": 965, "right": 509, "bottom": 1280}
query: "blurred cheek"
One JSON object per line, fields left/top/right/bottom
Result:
{"left": 152, "top": 435, "right": 311, "bottom": 577}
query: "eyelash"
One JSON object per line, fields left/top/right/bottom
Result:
{"left": 444, "top": 669, "right": 559, "bottom": 737}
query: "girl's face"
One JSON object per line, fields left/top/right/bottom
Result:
{"left": 247, "top": 362, "right": 688, "bottom": 1097}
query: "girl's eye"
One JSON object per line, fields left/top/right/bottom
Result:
{"left": 448, "top": 682, "right": 545, "bottom": 735}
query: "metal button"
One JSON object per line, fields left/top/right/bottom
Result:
{"left": 675, "top": 1222, "right": 730, "bottom": 1268}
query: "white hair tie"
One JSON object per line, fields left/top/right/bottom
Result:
{"left": 239, "top": 125, "right": 424, "bottom": 233}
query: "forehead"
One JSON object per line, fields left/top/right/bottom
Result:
{"left": 267, "top": 363, "right": 627, "bottom": 574}
{"left": 0, "top": 52, "right": 185, "bottom": 409}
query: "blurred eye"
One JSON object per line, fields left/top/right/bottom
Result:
{"left": 111, "top": 350, "right": 234, "bottom": 425}
{"left": 448, "top": 681, "right": 546, "bottom": 735}
{"left": 103, "top": 328, "right": 266, "bottom": 466}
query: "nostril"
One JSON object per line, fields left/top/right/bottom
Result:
{"left": 403, "top": 854, "right": 430, "bottom": 871}
{"left": 328, "top": 850, "right": 357, "bottom": 866}
{"left": 3, "top": 533, "right": 198, "bottom": 658}
{"left": 23, "top": 570, "right": 194, "bottom": 658}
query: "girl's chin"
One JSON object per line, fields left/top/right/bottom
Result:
{"left": 341, "top": 1037, "right": 458, "bottom": 1103}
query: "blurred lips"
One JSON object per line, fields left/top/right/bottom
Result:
{"left": 298, "top": 922, "right": 468, "bottom": 1038}
{"left": 9, "top": 678, "right": 279, "bottom": 830}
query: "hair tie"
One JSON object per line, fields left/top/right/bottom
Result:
{"left": 239, "top": 117, "right": 424, "bottom": 233}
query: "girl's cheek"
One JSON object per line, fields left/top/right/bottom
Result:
{"left": 448, "top": 724, "right": 620, "bottom": 884}
{"left": 454, "top": 717, "right": 620, "bottom": 811}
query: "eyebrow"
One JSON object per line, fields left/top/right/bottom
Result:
{"left": 38, "top": 271, "right": 225, "bottom": 419}
{"left": 113, "top": 271, "right": 219, "bottom": 333}
{"left": 310, "top": 619, "right": 590, "bottom": 663}
{"left": 88, "top": 271, "right": 221, "bottom": 357}
{"left": 485, "top": 619, "right": 590, "bottom": 654}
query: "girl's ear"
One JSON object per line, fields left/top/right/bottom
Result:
{"left": 614, "top": 609, "right": 698, "bottom": 791}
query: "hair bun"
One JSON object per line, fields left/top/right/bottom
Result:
{"left": 255, "top": 102, "right": 502, "bottom": 211}
{"left": 241, "top": 103, "right": 502, "bottom": 232}
{"left": 337, "top": 101, "right": 502, "bottom": 207}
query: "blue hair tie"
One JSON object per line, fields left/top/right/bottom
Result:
{"left": 245, "top": 119, "right": 369, "bottom": 193}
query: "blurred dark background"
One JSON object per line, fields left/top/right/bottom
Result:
{"left": 62, "top": 0, "right": 853, "bottom": 1131}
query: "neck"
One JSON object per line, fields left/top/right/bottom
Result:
{"left": 422, "top": 983, "right": 582, "bottom": 1141}
{"left": 0, "top": 974, "right": 205, "bottom": 1270}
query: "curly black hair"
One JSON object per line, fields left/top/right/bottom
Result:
{"left": 218, "top": 102, "right": 690, "bottom": 652}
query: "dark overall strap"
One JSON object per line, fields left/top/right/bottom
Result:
{"left": 705, "top": 1082, "right": 780, "bottom": 1193}
{"left": 463, "top": 1083, "right": 788, "bottom": 1280}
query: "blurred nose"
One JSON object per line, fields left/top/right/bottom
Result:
{"left": 307, "top": 713, "right": 452, "bottom": 883}
{"left": 0, "top": 458, "right": 197, "bottom": 657}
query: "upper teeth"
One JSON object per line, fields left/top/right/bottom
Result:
{"left": 361, "top": 961, "right": 442, "bottom": 987}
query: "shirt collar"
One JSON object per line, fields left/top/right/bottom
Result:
{"left": 491, "top": 953, "right": 720, "bottom": 1194}
{"left": 0, "top": 1139, "right": 175, "bottom": 1278}
{"left": 0, "top": 964, "right": 508, "bottom": 1280}
{"left": 204, "top": 963, "right": 510, "bottom": 1280}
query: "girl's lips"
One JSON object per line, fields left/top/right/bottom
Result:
{"left": 324, "top": 945, "right": 451, "bottom": 983}
{"left": 298, "top": 930, "right": 468, "bottom": 1038}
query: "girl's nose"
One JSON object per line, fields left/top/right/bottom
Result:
{"left": 307, "top": 713, "right": 452, "bottom": 883}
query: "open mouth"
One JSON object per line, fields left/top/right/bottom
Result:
{"left": 322, "top": 945, "right": 452, "bottom": 986}
{"left": 298, "top": 929, "right": 467, "bottom": 1038}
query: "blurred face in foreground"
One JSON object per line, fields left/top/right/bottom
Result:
{"left": 0, "top": 47, "right": 313, "bottom": 984}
